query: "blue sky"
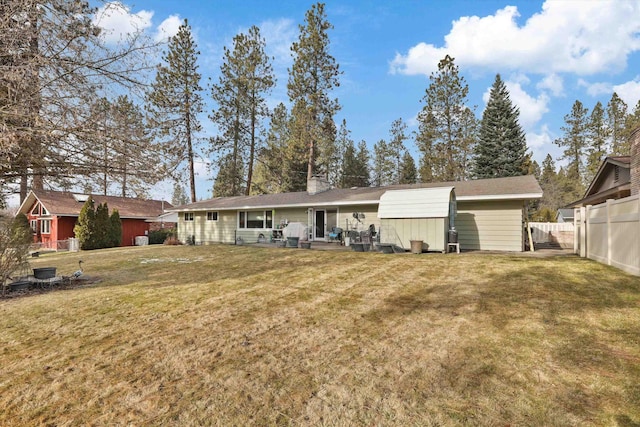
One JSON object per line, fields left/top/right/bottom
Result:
{"left": 94, "top": 0, "right": 640, "bottom": 201}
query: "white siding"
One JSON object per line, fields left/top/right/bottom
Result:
{"left": 456, "top": 200, "right": 524, "bottom": 251}
{"left": 378, "top": 187, "right": 454, "bottom": 218}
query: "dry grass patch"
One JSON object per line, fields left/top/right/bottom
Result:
{"left": 1, "top": 245, "right": 639, "bottom": 426}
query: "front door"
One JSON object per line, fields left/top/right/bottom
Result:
{"left": 314, "top": 209, "right": 326, "bottom": 240}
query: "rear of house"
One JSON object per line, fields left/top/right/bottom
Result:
{"left": 171, "top": 175, "right": 542, "bottom": 252}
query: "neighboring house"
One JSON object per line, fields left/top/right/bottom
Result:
{"left": 568, "top": 156, "right": 631, "bottom": 208}
{"left": 16, "top": 190, "right": 173, "bottom": 248}
{"left": 170, "top": 175, "right": 543, "bottom": 252}
{"left": 556, "top": 209, "right": 574, "bottom": 223}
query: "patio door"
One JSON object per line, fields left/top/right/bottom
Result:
{"left": 314, "top": 209, "right": 326, "bottom": 240}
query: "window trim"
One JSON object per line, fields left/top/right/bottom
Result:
{"left": 30, "top": 220, "right": 38, "bottom": 233}
{"left": 40, "top": 219, "right": 51, "bottom": 234}
{"left": 237, "top": 210, "right": 273, "bottom": 229}
{"left": 184, "top": 212, "right": 194, "bottom": 221}
{"left": 206, "top": 211, "right": 218, "bottom": 221}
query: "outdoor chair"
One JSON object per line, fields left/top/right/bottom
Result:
{"left": 328, "top": 227, "right": 343, "bottom": 243}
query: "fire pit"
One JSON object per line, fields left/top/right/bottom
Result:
{"left": 33, "top": 267, "right": 56, "bottom": 280}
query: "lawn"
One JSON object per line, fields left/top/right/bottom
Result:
{"left": 1, "top": 244, "right": 639, "bottom": 426}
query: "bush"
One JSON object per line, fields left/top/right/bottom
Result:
{"left": 148, "top": 228, "right": 175, "bottom": 245}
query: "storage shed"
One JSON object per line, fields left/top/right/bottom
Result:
{"left": 377, "top": 187, "right": 456, "bottom": 252}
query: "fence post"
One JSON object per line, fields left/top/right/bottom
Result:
{"left": 606, "top": 199, "right": 613, "bottom": 266}
{"left": 581, "top": 206, "right": 588, "bottom": 258}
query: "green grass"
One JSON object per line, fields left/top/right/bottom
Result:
{"left": 1, "top": 245, "right": 639, "bottom": 426}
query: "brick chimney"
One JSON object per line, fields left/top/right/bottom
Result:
{"left": 307, "top": 175, "right": 331, "bottom": 195}
{"left": 631, "top": 126, "right": 640, "bottom": 196}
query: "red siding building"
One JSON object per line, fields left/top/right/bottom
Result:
{"left": 17, "top": 190, "right": 173, "bottom": 248}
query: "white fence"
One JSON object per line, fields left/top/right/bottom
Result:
{"left": 529, "top": 222, "right": 574, "bottom": 244}
{"left": 575, "top": 195, "right": 640, "bottom": 276}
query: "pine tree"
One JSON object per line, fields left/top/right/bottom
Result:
{"left": 171, "top": 182, "right": 190, "bottom": 206}
{"left": 74, "top": 197, "right": 96, "bottom": 250}
{"left": 415, "top": 55, "right": 476, "bottom": 182}
{"left": 607, "top": 92, "right": 628, "bottom": 155}
{"left": 554, "top": 100, "right": 589, "bottom": 194}
{"left": 214, "top": 153, "right": 246, "bottom": 197}
{"left": 473, "top": 74, "right": 527, "bottom": 178}
{"left": 253, "top": 103, "right": 290, "bottom": 194}
{"left": 399, "top": 152, "right": 418, "bottom": 184}
{"left": 210, "top": 25, "right": 274, "bottom": 196}
{"left": 585, "top": 101, "right": 608, "bottom": 184}
{"left": 355, "top": 140, "right": 371, "bottom": 187}
{"left": 109, "top": 209, "right": 122, "bottom": 247}
{"left": 539, "top": 154, "right": 562, "bottom": 211}
{"left": 288, "top": 2, "right": 341, "bottom": 182}
{"left": 388, "top": 118, "right": 408, "bottom": 183}
{"left": 625, "top": 100, "right": 640, "bottom": 140}
{"left": 342, "top": 139, "right": 371, "bottom": 188}
{"left": 147, "top": 19, "right": 203, "bottom": 203}
{"left": 372, "top": 139, "right": 395, "bottom": 186}
{"left": 330, "top": 119, "right": 351, "bottom": 187}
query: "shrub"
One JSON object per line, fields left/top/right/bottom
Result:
{"left": 74, "top": 198, "right": 96, "bottom": 250}
{"left": 109, "top": 209, "right": 122, "bottom": 247}
{"left": 148, "top": 228, "right": 174, "bottom": 245}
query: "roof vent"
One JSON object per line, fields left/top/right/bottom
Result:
{"left": 73, "top": 194, "right": 89, "bottom": 202}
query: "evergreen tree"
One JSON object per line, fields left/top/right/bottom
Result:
{"left": 253, "top": 103, "right": 290, "bottom": 194}
{"left": 214, "top": 153, "right": 246, "bottom": 197}
{"left": 288, "top": 2, "right": 341, "bottom": 182}
{"left": 74, "top": 197, "right": 96, "bottom": 250}
{"left": 607, "top": 92, "right": 628, "bottom": 155}
{"left": 538, "top": 154, "right": 563, "bottom": 212}
{"left": 554, "top": 100, "right": 589, "bottom": 194}
{"left": 331, "top": 119, "right": 351, "bottom": 187}
{"left": 585, "top": 101, "right": 608, "bottom": 184}
{"left": 399, "top": 152, "right": 418, "bottom": 184}
{"left": 109, "top": 209, "right": 122, "bottom": 247}
{"left": 372, "top": 139, "right": 395, "bottom": 186}
{"left": 355, "top": 140, "right": 371, "bottom": 187}
{"left": 147, "top": 19, "right": 203, "bottom": 203}
{"left": 415, "top": 55, "right": 476, "bottom": 182}
{"left": 171, "top": 182, "right": 190, "bottom": 206}
{"left": 94, "top": 202, "right": 110, "bottom": 249}
{"left": 341, "top": 139, "right": 370, "bottom": 188}
{"left": 625, "top": 100, "right": 640, "bottom": 140}
{"left": 473, "top": 74, "right": 527, "bottom": 178}
{"left": 388, "top": 118, "right": 408, "bottom": 183}
{"left": 210, "top": 25, "right": 274, "bottom": 196}
{"left": 11, "top": 213, "right": 32, "bottom": 245}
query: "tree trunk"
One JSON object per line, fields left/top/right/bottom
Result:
{"left": 246, "top": 102, "right": 256, "bottom": 196}
{"left": 186, "top": 111, "right": 196, "bottom": 203}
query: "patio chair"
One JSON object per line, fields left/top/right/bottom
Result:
{"left": 328, "top": 227, "right": 343, "bottom": 243}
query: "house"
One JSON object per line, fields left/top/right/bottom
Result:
{"left": 16, "top": 190, "right": 173, "bottom": 248}
{"left": 568, "top": 156, "right": 631, "bottom": 207}
{"left": 170, "top": 175, "right": 542, "bottom": 252}
{"left": 556, "top": 208, "right": 574, "bottom": 223}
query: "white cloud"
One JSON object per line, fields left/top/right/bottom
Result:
{"left": 577, "top": 79, "right": 613, "bottom": 97}
{"left": 155, "top": 15, "right": 182, "bottom": 42}
{"left": 93, "top": 2, "right": 153, "bottom": 44}
{"left": 260, "top": 18, "right": 297, "bottom": 68}
{"left": 390, "top": 1, "right": 640, "bottom": 76}
{"left": 526, "top": 125, "right": 552, "bottom": 150}
{"left": 536, "top": 74, "right": 564, "bottom": 97}
{"left": 613, "top": 78, "right": 640, "bottom": 108}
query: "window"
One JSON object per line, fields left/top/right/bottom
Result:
{"left": 207, "top": 211, "right": 218, "bottom": 221}
{"left": 184, "top": 212, "right": 194, "bottom": 221}
{"left": 30, "top": 220, "right": 37, "bottom": 233}
{"left": 40, "top": 220, "right": 51, "bottom": 234}
{"left": 238, "top": 210, "right": 273, "bottom": 229}
{"left": 31, "top": 204, "right": 40, "bottom": 215}
{"left": 41, "top": 206, "right": 48, "bottom": 215}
